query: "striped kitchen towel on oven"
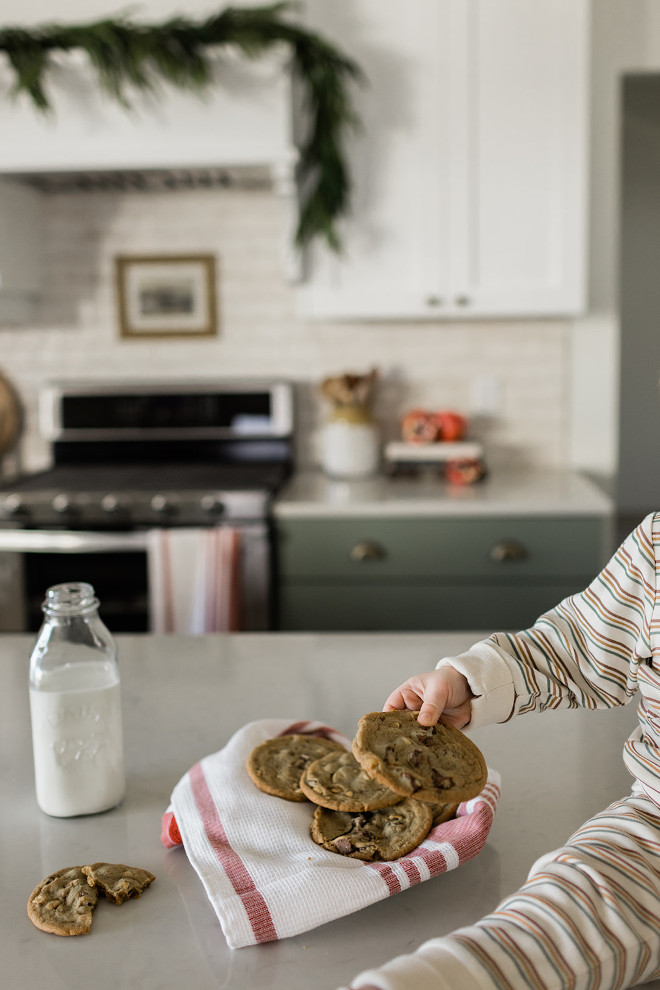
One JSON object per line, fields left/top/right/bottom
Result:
{"left": 147, "top": 526, "right": 241, "bottom": 634}
{"left": 161, "top": 718, "right": 500, "bottom": 948}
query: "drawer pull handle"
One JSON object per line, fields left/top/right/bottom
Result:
{"left": 349, "top": 541, "right": 386, "bottom": 563}
{"left": 490, "top": 540, "right": 529, "bottom": 564}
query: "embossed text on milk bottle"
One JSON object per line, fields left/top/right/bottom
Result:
{"left": 29, "top": 583, "right": 125, "bottom": 817}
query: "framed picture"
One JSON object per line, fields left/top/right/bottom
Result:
{"left": 115, "top": 254, "right": 218, "bottom": 339}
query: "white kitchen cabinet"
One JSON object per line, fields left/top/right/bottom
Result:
{"left": 299, "top": 0, "right": 589, "bottom": 321}
{"left": 0, "top": 179, "right": 43, "bottom": 324}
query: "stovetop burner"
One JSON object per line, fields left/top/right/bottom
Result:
{"left": 0, "top": 460, "right": 291, "bottom": 527}
{"left": 6, "top": 461, "right": 289, "bottom": 494}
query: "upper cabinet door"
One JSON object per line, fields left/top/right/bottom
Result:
{"left": 453, "top": 0, "right": 589, "bottom": 317}
{"left": 298, "top": 0, "right": 589, "bottom": 321}
{"left": 298, "top": 1, "right": 453, "bottom": 319}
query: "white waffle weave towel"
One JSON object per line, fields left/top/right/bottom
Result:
{"left": 162, "top": 718, "right": 500, "bottom": 948}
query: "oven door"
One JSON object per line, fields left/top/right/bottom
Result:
{"left": 0, "top": 524, "right": 271, "bottom": 633}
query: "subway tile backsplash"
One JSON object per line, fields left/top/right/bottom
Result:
{"left": 0, "top": 186, "right": 568, "bottom": 476}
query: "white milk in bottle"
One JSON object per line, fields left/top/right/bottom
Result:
{"left": 29, "top": 582, "right": 125, "bottom": 817}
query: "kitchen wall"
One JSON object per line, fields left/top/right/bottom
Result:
{"left": 0, "top": 182, "right": 567, "bottom": 475}
{"left": 571, "top": 0, "right": 660, "bottom": 494}
{"left": 618, "top": 75, "right": 660, "bottom": 517}
{"left": 7, "top": 2, "right": 660, "bottom": 509}
{"left": 0, "top": 0, "right": 573, "bottom": 478}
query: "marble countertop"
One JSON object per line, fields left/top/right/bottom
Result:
{"left": 273, "top": 469, "right": 614, "bottom": 518}
{"left": 2, "top": 631, "right": 654, "bottom": 990}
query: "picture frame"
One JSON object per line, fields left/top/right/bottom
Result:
{"left": 115, "top": 254, "right": 218, "bottom": 339}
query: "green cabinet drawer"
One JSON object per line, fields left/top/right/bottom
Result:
{"left": 276, "top": 516, "right": 605, "bottom": 581}
{"left": 278, "top": 579, "right": 594, "bottom": 632}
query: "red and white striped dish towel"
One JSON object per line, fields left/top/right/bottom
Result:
{"left": 147, "top": 526, "right": 241, "bottom": 633}
{"left": 161, "top": 718, "right": 501, "bottom": 948}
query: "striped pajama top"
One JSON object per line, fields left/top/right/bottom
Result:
{"left": 437, "top": 511, "right": 660, "bottom": 805}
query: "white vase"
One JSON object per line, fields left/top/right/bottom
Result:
{"left": 321, "top": 409, "right": 380, "bottom": 478}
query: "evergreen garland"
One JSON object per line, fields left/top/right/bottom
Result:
{"left": 0, "top": 3, "right": 364, "bottom": 250}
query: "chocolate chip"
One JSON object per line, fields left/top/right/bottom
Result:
{"left": 431, "top": 769, "right": 454, "bottom": 789}
{"left": 335, "top": 837, "right": 354, "bottom": 854}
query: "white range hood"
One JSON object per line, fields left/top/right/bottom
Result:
{"left": 0, "top": 47, "right": 299, "bottom": 323}
{"left": 0, "top": 47, "right": 295, "bottom": 175}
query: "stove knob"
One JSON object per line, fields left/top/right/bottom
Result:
{"left": 150, "top": 494, "right": 173, "bottom": 514}
{"left": 200, "top": 494, "right": 225, "bottom": 516}
{"left": 52, "top": 493, "right": 73, "bottom": 514}
{"left": 101, "top": 494, "right": 121, "bottom": 514}
{"left": 1, "top": 494, "right": 25, "bottom": 516}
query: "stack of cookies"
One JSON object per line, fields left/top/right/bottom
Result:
{"left": 246, "top": 710, "right": 487, "bottom": 862}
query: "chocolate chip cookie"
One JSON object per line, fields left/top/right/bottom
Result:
{"left": 27, "top": 866, "right": 99, "bottom": 936}
{"left": 352, "top": 710, "right": 487, "bottom": 804}
{"left": 82, "top": 862, "right": 156, "bottom": 904}
{"left": 310, "top": 797, "right": 433, "bottom": 861}
{"left": 246, "top": 734, "right": 347, "bottom": 802}
{"left": 300, "top": 748, "right": 403, "bottom": 812}
{"left": 28, "top": 863, "right": 156, "bottom": 936}
{"left": 426, "top": 801, "right": 460, "bottom": 828}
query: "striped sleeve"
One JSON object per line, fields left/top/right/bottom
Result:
{"left": 439, "top": 513, "right": 659, "bottom": 728}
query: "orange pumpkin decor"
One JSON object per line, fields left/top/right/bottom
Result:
{"left": 445, "top": 458, "right": 487, "bottom": 485}
{"left": 435, "top": 411, "right": 467, "bottom": 442}
{"left": 400, "top": 409, "right": 440, "bottom": 444}
{"left": 400, "top": 408, "right": 467, "bottom": 444}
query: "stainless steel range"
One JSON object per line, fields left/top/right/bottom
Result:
{"left": 0, "top": 379, "right": 294, "bottom": 632}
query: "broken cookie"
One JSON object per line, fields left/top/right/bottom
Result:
{"left": 27, "top": 866, "right": 99, "bottom": 936}
{"left": 82, "top": 862, "right": 156, "bottom": 904}
{"left": 28, "top": 862, "right": 155, "bottom": 936}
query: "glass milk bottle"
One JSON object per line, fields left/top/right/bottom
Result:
{"left": 29, "top": 582, "right": 125, "bottom": 817}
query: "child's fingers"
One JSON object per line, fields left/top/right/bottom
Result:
{"left": 417, "top": 700, "right": 443, "bottom": 726}
{"left": 383, "top": 678, "right": 450, "bottom": 722}
{"left": 383, "top": 684, "right": 423, "bottom": 712}
{"left": 417, "top": 682, "right": 452, "bottom": 725}
{"left": 383, "top": 669, "right": 471, "bottom": 729}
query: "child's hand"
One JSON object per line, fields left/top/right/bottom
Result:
{"left": 383, "top": 667, "right": 472, "bottom": 728}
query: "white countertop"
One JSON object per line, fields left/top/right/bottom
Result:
{"left": 273, "top": 469, "right": 614, "bottom": 518}
{"left": 2, "top": 631, "right": 656, "bottom": 990}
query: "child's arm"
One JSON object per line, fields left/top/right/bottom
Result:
{"left": 386, "top": 513, "right": 659, "bottom": 731}
{"left": 464, "top": 512, "right": 657, "bottom": 722}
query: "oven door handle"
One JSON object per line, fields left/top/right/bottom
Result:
{"left": 0, "top": 530, "right": 149, "bottom": 553}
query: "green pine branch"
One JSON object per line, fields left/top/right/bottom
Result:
{"left": 0, "top": 3, "right": 365, "bottom": 251}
